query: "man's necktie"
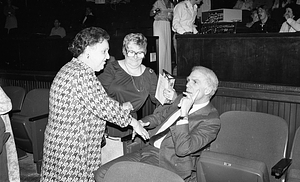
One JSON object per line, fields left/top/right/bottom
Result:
{"left": 149, "top": 115, "right": 181, "bottom": 146}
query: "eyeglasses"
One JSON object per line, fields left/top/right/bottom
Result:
{"left": 126, "top": 50, "right": 145, "bottom": 58}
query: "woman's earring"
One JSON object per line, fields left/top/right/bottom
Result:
{"left": 87, "top": 54, "right": 90, "bottom": 59}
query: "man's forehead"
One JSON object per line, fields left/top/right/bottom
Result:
{"left": 188, "top": 70, "right": 203, "bottom": 80}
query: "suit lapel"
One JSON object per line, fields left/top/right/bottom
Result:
{"left": 163, "top": 102, "right": 214, "bottom": 139}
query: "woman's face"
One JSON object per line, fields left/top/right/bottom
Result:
{"left": 124, "top": 42, "right": 146, "bottom": 68}
{"left": 284, "top": 8, "right": 294, "bottom": 19}
{"left": 87, "top": 40, "right": 110, "bottom": 71}
{"left": 258, "top": 8, "right": 267, "bottom": 21}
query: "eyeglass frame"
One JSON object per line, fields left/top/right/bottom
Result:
{"left": 125, "top": 48, "right": 146, "bottom": 58}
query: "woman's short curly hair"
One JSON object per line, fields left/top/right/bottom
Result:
{"left": 122, "top": 33, "right": 147, "bottom": 56}
{"left": 285, "top": 3, "right": 300, "bottom": 20}
{"left": 68, "top": 27, "right": 110, "bottom": 58}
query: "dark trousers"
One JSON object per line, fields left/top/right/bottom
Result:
{"left": 94, "top": 145, "right": 159, "bottom": 182}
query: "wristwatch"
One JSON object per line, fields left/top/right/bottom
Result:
{"left": 178, "top": 116, "right": 188, "bottom": 120}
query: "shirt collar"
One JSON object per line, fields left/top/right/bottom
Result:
{"left": 189, "top": 101, "right": 209, "bottom": 114}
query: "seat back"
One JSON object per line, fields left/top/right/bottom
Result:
{"left": 104, "top": 161, "right": 184, "bottom": 182}
{"left": 10, "top": 89, "right": 49, "bottom": 174}
{"left": 199, "top": 111, "right": 288, "bottom": 182}
{"left": 287, "top": 127, "right": 300, "bottom": 182}
{"left": 19, "top": 89, "right": 49, "bottom": 116}
{"left": 2, "top": 86, "right": 26, "bottom": 112}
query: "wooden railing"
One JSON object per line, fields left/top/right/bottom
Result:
{"left": 176, "top": 33, "right": 300, "bottom": 86}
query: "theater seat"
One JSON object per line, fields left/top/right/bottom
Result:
{"left": 197, "top": 111, "right": 289, "bottom": 182}
{"left": 10, "top": 89, "right": 49, "bottom": 174}
{"left": 286, "top": 127, "right": 300, "bottom": 182}
{"left": 2, "top": 86, "right": 26, "bottom": 115}
{"left": 103, "top": 161, "right": 184, "bottom": 182}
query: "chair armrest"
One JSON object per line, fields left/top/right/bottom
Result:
{"left": 271, "top": 158, "right": 292, "bottom": 178}
{"left": 10, "top": 110, "right": 21, "bottom": 114}
{"left": 197, "top": 151, "right": 269, "bottom": 182}
{"left": 29, "top": 113, "right": 49, "bottom": 122}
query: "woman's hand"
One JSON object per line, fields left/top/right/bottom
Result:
{"left": 122, "top": 102, "right": 133, "bottom": 111}
{"left": 130, "top": 118, "right": 150, "bottom": 140}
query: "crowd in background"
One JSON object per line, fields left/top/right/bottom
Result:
{"left": 1, "top": 0, "right": 299, "bottom": 39}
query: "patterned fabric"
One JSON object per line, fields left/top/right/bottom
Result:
{"left": 0, "top": 87, "right": 12, "bottom": 115}
{"left": 40, "top": 58, "right": 133, "bottom": 182}
{"left": 0, "top": 86, "right": 20, "bottom": 182}
{"left": 2, "top": 114, "right": 20, "bottom": 182}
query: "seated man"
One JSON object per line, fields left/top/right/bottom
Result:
{"left": 94, "top": 66, "right": 221, "bottom": 182}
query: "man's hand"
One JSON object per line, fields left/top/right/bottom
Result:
{"left": 178, "top": 90, "right": 200, "bottom": 116}
{"left": 163, "top": 88, "right": 177, "bottom": 103}
{"left": 131, "top": 120, "right": 150, "bottom": 140}
{"left": 130, "top": 118, "right": 150, "bottom": 140}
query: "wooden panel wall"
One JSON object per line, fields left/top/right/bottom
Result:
{"left": 176, "top": 33, "right": 300, "bottom": 86}
{"left": 2, "top": 74, "right": 300, "bottom": 157}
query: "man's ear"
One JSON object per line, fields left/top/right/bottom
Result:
{"left": 204, "top": 87, "right": 212, "bottom": 96}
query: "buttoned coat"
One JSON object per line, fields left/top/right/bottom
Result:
{"left": 142, "top": 95, "right": 221, "bottom": 179}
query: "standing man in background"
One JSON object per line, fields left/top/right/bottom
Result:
{"left": 172, "top": 0, "right": 202, "bottom": 74}
{"left": 172, "top": 0, "right": 202, "bottom": 35}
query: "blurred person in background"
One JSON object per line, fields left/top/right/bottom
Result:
{"left": 3, "top": 0, "right": 18, "bottom": 34}
{"left": 250, "top": 5, "right": 280, "bottom": 33}
{"left": 150, "top": 0, "right": 174, "bottom": 74}
{"left": 49, "top": 19, "right": 66, "bottom": 38}
{"left": 279, "top": 3, "right": 300, "bottom": 32}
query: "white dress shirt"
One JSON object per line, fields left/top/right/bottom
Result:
{"left": 172, "top": 0, "right": 198, "bottom": 34}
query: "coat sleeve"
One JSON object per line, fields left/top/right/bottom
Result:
{"left": 169, "top": 110, "right": 221, "bottom": 157}
{"left": 287, "top": 18, "right": 300, "bottom": 31}
{"left": 77, "top": 69, "right": 132, "bottom": 128}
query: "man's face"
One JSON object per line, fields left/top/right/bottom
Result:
{"left": 186, "top": 70, "right": 208, "bottom": 102}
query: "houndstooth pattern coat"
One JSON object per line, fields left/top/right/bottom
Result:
{"left": 40, "top": 58, "right": 133, "bottom": 182}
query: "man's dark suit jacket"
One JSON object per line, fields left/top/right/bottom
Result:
{"left": 142, "top": 95, "right": 221, "bottom": 179}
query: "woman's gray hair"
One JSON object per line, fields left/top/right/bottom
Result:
{"left": 122, "top": 33, "right": 147, "bottom": 56}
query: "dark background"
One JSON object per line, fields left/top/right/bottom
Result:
{"left": 0, "top": 0, "right": 237, "bottom": 38}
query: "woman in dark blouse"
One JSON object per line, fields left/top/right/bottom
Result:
{"left": 98, "top": 33, "right": 175, "bottom": 138}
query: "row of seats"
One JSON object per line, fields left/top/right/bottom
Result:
{"left": 104, "top": 111, "right": 300, "bottom": 182}
{"left": 2, "top": 86, "right": 49, "bottom": 174}
{"left": 2, "top": 86, "right": 300, "bottom": 181}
